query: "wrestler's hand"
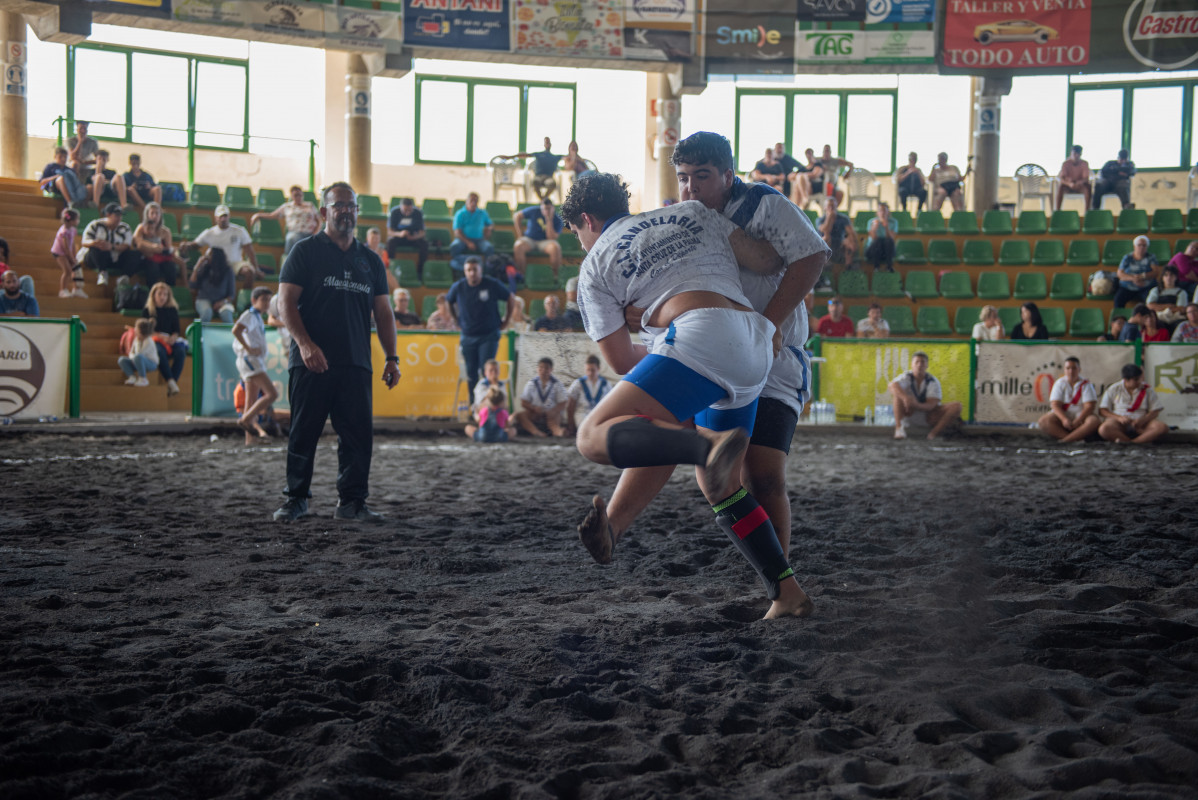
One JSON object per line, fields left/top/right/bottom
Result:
{"left": 772, "top": 327, "right": 782, "bottom": 357}
{"left": 382, "top": 360, "right": 401, "bottom": 389}
{"left": 300, "top": 342, "right": 328, "bottom": 373}
{"left": 624, "top": 305, "right": 646, "bottom": 332}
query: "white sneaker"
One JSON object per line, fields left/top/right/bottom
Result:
{"left": 134, "top": 377, "right": 150, "bottom": 387}
{"left": 59, "top": 289, "right": 73, "bottom": 298}
{"left": 97, "top": 271, "right": 109, "bottom": 286}
{"left": 166, "top": 379, "right": 180, "bottom": 396}
{"left": 894, "top": 420, "right": 908, "bottom": 440}
{"left": 72, "top": 288, "right": 89, "bottom": 298}
{"left": 124, "top": 375, "right": 138, "bottom": 385}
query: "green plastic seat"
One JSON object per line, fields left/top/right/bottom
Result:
{"left": 235, "top": 288, "right": 253, "bottom": 314}
{"left": 883, "top": 305, "right": 915, "bottom": 335}
{"left": 1186, "top": 209, "right": 1198, "bottom": 233}
{"left": 1102, "top": 239, "right": 1134, "bottom": 266}
{"left": 1066, "top": 239, "right": 1100, "bottom": 266}
{"left": 891, "top": 211, "right": 916, "bottom": 234}
{"left": 955, "top": 306, "right": 981, "bottom": 335}
{"left": 1016, "top": 210, "right": 1048, "bottom": 235}
{"left": 998, "top": 306, "right": 1022, "bottom": 332}
{"left": 223, "top": 186, "right": 255, "bottom": 211}
{"left": 894, "top": 240, "right": 925, "bottom": 265}
{"left": 1115, "top": 208, "right": 1149, "bottom": 235}
{"left": 1013, "top": 272, "right": 1048, "bottom": 300}
{"left": 904, "top": 270, "right": 938, "bottom": 299}
{"left": 1111, "top": 307, "right": 1133, "bottom": 323}
{"left": 939, "top": 271, "right": 973, "bottom": 299}
{"left": 161, "top": 213, "right": 179, "bottom": 236}
{"left": 998, "top": 239, "right": 1031, "bottom": 266}
{"left": 927, "top": 239, "right": 960, "bottom": 265}
{"left": 1031, "top": 239, "right": 1064, "bottom": 266}
{"left": 853, "top": 211, "right": 876, "bottom": 235}
{"left": 1041, "top": 306, "right": 1066, "bottom": 337}
{"left": 172, "top": 285, "right": 196, "bottom": 316}
{"left": 76, "top": 207, "right": 99, "bottom": 230}
{"left": 251, "top": 217, "right": 284, "bottom": 247}
{"left": 1069, "top": 308, "right": 1106, "bottom": 338}
{"left": 976, "top": 272, "right": 1010, "bottom": 300}
{"left": 1083, "top": 209, "right": 1115, "bottom": 235}
{"left": 963, "top": 240, "right": 995, "bottom": 266}
{"left": 182, "top": 213, "right": 210, "bottom": 240}
{"left": 396, "top": 264, "right": 421, "bottom": 288}
{"left": 425, "top": 229, "right": 452, "bottom": 250}
{"left": 558, "top": 264, "right": 580, "bottom": 285}
{"left": 491, "top": 230, "right": 516, "bottom": 252}
{"left": 159, "top": 181, "right": 188, "bottom": 207}
{"left": 256, "top": 188, "right": 285, "bottom": 210}
{"left": 357, "top": 195, "right": 383, "bottom": 217}
{"left": 421, "top": 294, "right": 438, "bottom": 319}
{"left": 423, "top": 260, "right": 454, "bottom": 289}
{"left": 422, "top": 198, "right": 452, "bottom": 224}
{"left": 949, "top": 211, "right": 979, "bottom": 235}
{"left": 805, "top": 209, "right": 818, "bottom": 225}
{"left": 525, "top": 263, "right": 557, "bottom": 291}
{"left": 122, "top": 208, "right": 142, "bottom": 229}
{"left": 1148, "top": 240, "right": 1171, "bottom": 265}
{"left": 559, "top": 233, "right": 586, "bottom": 258}
{"left": 982, "top": 210, "right": 1012, "bottom": 235}
{"left": 452, "top": 199, "right": 465, "bottom": 215}
{"left": 1151, "top": 209, "right": 1183, "bottom": 234}
{"left": 256, "top": 253, "right": 278, "bottom": 279}
{"left": 917, "top": 306, "right": 953, "bottom": 335}
{"left": 916, "top": 212, "right": 946, "bottom": 234}
{"left": 846, "top": 304, "right": 870, "bottom": 324}
{"left": 837, "top": 270, "right": 870, "bottom": 298}
{"left": 189, "top": 183, "right": 221, "bottom": 207}
{"left": 1049, "top": 210, "right": 1080, "bottom": 235}
{"left": 302, "top": 190, "right": 317, "bottom": 206}
{"left": 230, "top": 216, "right": 248, "bottom": 231}
{"left": 1177, "top": 239, "right": 1194, "bottom": 255}
{"left": 486, "top": 201, "right": 513, "bottom": 225}
{"left": 527, "top": 297, "right": 546, "bottom": 320}
{"left": 871, "top": 271, "right": 904, "bottom": 298}
{"left": 1049, "top": 272, "right": 1085, "bottom": 300}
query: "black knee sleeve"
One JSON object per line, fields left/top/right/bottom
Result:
{"left": 606, "top": 416, "right": 709, "bottom": 469}
{"left": 712, "top": 488, "right": 793, "bottom": 600}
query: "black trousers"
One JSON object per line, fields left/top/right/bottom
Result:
{"left": 285, "top": 365, "right": 373, "bottom": 503}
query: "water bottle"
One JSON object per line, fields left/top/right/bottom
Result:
{"left": 457, "top": 400, "right": 470, "bottom": 422}
{"left": 863, "top": 406, "right": 873, "bottom": 426}
{"left": 825, "top": 401, "right": 836, "bottom": 424}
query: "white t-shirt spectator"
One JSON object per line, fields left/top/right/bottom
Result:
{"left": 1049, "top": 376, "right": 1098, "bottom": 420}
{"left": 520, "top": 375, "right": 568, "bottom": 412}
{"left": 195, "top": 224, "right": 253, "bottom": 264}
{"left": 856, "top": 317, "right": 890, "bottom": 337}
{"left": 567, "top": 374, "right": 612, "bottom": 421}
{"left": 1099, "top": 382, "right": 1162, "bottom": 420}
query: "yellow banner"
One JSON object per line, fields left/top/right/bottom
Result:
{"left": 371, "top": 332, "right": 514, "bottom": 418}
{"left": 819, "top": 340, "right": 972, "bottom": 420}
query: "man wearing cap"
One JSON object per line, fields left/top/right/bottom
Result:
{"left": 187, "top": 204, "right": 260, "bottom": 285}
{"left": 815, "top": 297, "right": 854, "bottom": 338}
{"left": 80, "top": 203, "right": 138, "bottom": 286}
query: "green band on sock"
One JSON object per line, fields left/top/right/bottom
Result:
{"left": 711, "top": 487, "right": 748, "bottom": 514}
{"left": 778, "top": 567, "right": 794, "bottom": 581}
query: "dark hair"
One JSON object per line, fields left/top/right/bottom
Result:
{"left": 1121, "top": 364, "right": 1142, "bottom": 380}
{"left": 1071, "top": 145, "right": 1082, "bottom": 154}
{"left": 76, "top": 120, "right": 88, "bottom": 127}
{"left": 1065, "top": 356, "right": 1080, "bottom": 366}
{"left": 54, "top": 146, "right": 67, "bottom": 156}
{"left": 1021, "top": 301, "right": 1044, "bottom": 327}
{"left": 585, "top": 354, "right": 601, "bottom": 367}
{"left": 290, "top": 185, "right": 303, "bottom": 194}
{"left": 96, "top": 149, "right": 109, "bottom": 159}
{"left": 538, "top": 356, "right": 554, "bottom": 368}
{"left": 1132, "top": 303, "right": 1151, "bottom": 318}
{"left": 104, "top": 202, "right": 122, "bottom": 216}
{"left": 251, "top": 286, "right": 272, "bottom": 302}
{"left": 195, "top": 246, "right": 231, "bottom": 285}
{"left": 868, "top": 302, "right": 882, "bottom": 311}
{"left": 464, "top": 255, "right": 482, "bottom": 265}
{"left": 560, "top": 173, "right": 630, "bottom": 228}
{"left": 1118, "top": 149, "right": 1129, "bottom": 159}
{"left": 670, "top": 131, "right": 734, "bottom": 173}
{"left": 1162, "top": 265, "right": 1179, "bottom": 279}
{"left": 129, "top": 153, "right": 141, "bottom": 162}
{"left": 912, "top": 351, "right": 929, "bottom": 361}
{"left": 400, "top": 197, "right": 413, "bottom": 205}
{"left": 0, "top": 236, "right": 7, "bottom": 261}
{"left": 61, "top": 208, "right": 79, "bottom": 223}
{"left": 320, "top": 181, "right": 355, "bottom": 206}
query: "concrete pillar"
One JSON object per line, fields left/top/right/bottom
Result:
{"left": 345, "top": 54, "right": 371, "bottom": 195}
{"left": 652, "top": 72, "right": 681, "bottom": 207}
{"left": 0, "top": 12, "right": 28, "bottom": 180}
{"left": 970, "top": 76, "right": 1010, "bottom": 213}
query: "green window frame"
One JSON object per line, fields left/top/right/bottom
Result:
{"left": 66, "top": 42, "right": 250, "bottom": 153}
{"left": 1066, "top": 78, "right": 1196, "bottom": 171}
{"left": 414, "top": 75, "right": 577, "bottom": 166}
{"left": 734, "top": 88, "right": 899, "bottom": 176}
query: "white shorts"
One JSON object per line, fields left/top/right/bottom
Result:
{"left": 646, "top": 307, "right": 774, "bottom": 411}
{"left": 516, "top": 237, "right": 559, "bottom": 253}
{"left": 236, "top": 353, "right": 267, "bottom": 381}
{"left": 760, "top": 345, "right": 812, "bottom": 416}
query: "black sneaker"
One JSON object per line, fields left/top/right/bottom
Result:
{"left": 273, "top": 497, "right": 311, "bottom": 522}
{"left": 334, "top": 500, "right": 383, "bottom": 522}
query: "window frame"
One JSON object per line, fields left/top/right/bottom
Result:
{"left": 414, "top": 74, "right": 577, "bottom": 166}
{"left": 1065, "top": 77, "right": 1196, "bottom": 171}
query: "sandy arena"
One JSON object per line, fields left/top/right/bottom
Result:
{"left": 2, "top": 428, "right": 1196, "bottom": 799}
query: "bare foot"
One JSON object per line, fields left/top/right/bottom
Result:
{"left": 704, "top": 428, "right": 749, "bottom": 496}
{"left": 763, "top": 580, "right": 815, "bottom": 620}
{"left": 578, "top": 495, "right": 615, "bottom": 565}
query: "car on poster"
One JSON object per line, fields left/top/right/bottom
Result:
{"left": 974, "top": 19, "right": 1059, "bottom": 45}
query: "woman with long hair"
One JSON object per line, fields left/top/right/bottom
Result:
{"left": 143, "top": 281, "right": 188, "bottom": 396}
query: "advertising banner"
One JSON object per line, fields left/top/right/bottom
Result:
{"left": 198, "top": 325, "right": 291, "bottom": 417}
{"left": 1100, "top": 0, "right": 1198, "bottom": 72}
{"left": 403, "top": 0, "right": 511, "bottom": 52}
{"left": 326, "top": 6, "right": 402, "bottom": 52}
{"left": 941, "top": 0, "right": 1090, "bottom": 71}
{"left": 174, "top": 0, "right": 248, "bottom": 26}
{"left": 513, "top": 0, "right": 623, "bottom": 58}
{"left": 624, "top": 0, "right": 694, "bottom": 26}
{"left": 866, "top": 0, "right": 934, "bottom": 24}
{"left": 624, "top": 27, "right": 692, "bottom": 60}
{"left": 1142, "top": 343, "right": 1198, "bottom": 431}
{"left": 248, "top": 0, "right": 325, "bottom": 41}
{"left": 705, "top": 0, "right": 796, "bottom": 75}
{"left": 0, "top": 321, "right": 70, "bottom": 420}
{"left": 796, "top": 0, "right": 867, "bottom": 23}
{"left": 819, "top": 340, "right": 971, "bottom": 420}
{"left": 973, "top": 342, "right": 1131, "bottom": 425}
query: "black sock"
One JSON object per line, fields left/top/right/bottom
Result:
{"left": 712, "top": 488, "right": 793, "bottom": 600}
{"left": 606, "top": 416, "right": 709, "bottom": 469}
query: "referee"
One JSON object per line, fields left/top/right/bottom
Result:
{"left": 273, "top": 182, "right": 401, "bottom": 523}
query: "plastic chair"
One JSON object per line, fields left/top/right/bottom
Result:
{"left": 189, "top": 183, "right": 221, "bottom": 207}
{"left": 1151, "top": 209, "right": 1184, "bottom": 234}
{"left": 423, "top": 260, "right": 454, "bottom": 289}
{"left": 421, "top": 294, "right": 438, "bottom": 319}
{"left": 976, "top": 272, "right": 1010, "bottom": 300}
{"left": 837, "top": 270, "right": 870, "bottom": 298}
{"left": 182, "top": 213, "right": 210, "bottom": 240}
{"left": 256, "top": 188, "right": 285, "bottom": 210}
{"left": 927, "top": 239, "right": 960, "bottom": 265}
{"left": 949, "top": 211, "right": 979, "bottom": 235}
{"left": 1014, "top": 164, "right": 1053, "bottom": 212}
{"left": 223, "top": 186, "right": 255, "bottom": 211}
{"left": 883, "top": 305, "right": 916, "bottom": 335}
{"left": 527, "top": 297, "right": 546, "bottom": 320}
{"left": 162, "top": 213, "right": 179, "bottom": 236}
{"left": 998, "top": 306, "right": 1022, "bottom": 332}
{"left": 559, "top": 233, "right": 586, "bottom": 258}
{"left": 486, "top": 201, "right": 513, "bottom": 225}
{"left": 917, "top": 306, "right": 953, "bottom": 335}
{"left": 525, "top": 263, "right": 557, "bottom": 291}
{"left": 172, "top": 285, "right": 196, "bottom": 317}
{"left": 1031, "top": 239, "right": 1064, "bottom": 266}
{"left": 489, "top": 156, "right": 525, "bottom": 204}
{"left": 1148, "top": 239, "right": 1171, "bottom": 265}
{"left": 1013, "top": 272, "right": 1048, "bottom": 300}
{"left": 1042, "top": 306, "right": 1066, "bottom": 337}
{"left": 396, "top": 266, "right": 422, "bottom": 288}
{"left": 891, "top": 211, "right": 916, "bottom": 234}
{"left": 256, "top": 251, "right": 278, "bottom": 272}
{"left": 904, "top": 270, "right": 938, "bottom": 299}
{"left": 1189, "top": 166, "right": 1198, "bottom": 213}
{"left": 251, "top": 218, "right": 284, "bottom": 247}
{"left": 845, "top": 168, "right": 881, "bottom": 215}
{"left": 846, "top": 304, "right": 870, "bottom": 325}
{"left": 1049, "top": 272, "right": 1084, "bottom": 300}
{"left": 853, "top": 211, "right": 876, "bottom": 235}
{"left": 871, "top": 271, "right": 904, "bottom": 298}
{"left": 963, "top": 240, "right": 995, "bottom": 266}
{"left": 955, "top": 306, "right": 981, "bottom": 335}
{"left": 1187, "top": 210, "right": 1198, "bottom": 234}
{"left": 982, "top": 210, "right": 1012, "bottom": 235}
{"left": 939, "top": 271, "right": 973, "bottom": 299}
{"left": 558, "top": 264, "right": 580, "bottom": 285}
{"left": 1069, "top": 308, "right": 1105, "bottom": 338}
{"left": 916, "top": 212, "right": 946, "bottom": 234}
{"left": 895, "top": 240, "right": 926, "bottom": 264}
{"left": 422, "top": 199, "right": 452, "bottom": 224}
{"left": 235, "top": 288, "right": 253, "bottom": 314}
{"left": 358, "top": 195, "right": 383, "bottom": 217}
{"left": 1116, "top": 208, "right": 1149, "bottom": 235}
{"left": 425, "top": 229, "right": 452, "bottom": 251}
{"left": 1066, "top": 239, "right": 1100, "bottom": 266}
{"left": 1015, "top": 211, "right": 1047, "bottom": 235}
{"left": 1177, "top": 238, "right": 1193, "bottom": 255}
{"left": 1102, "top": 239, "right": 1134, "bottom": 266}
{"left": 122, "top": 208, "right": 141, "bottom": 229}
{"left": 1084, "top": 209, "right": 1115, "bottom": 235}
{"left": 1049, "top": 210, "right": 1081, "bottom": 235}
{"left": 998, "top": 239, "right": 1032, "bottom": 266}
{"left": 1111, "top": 307, "right": 1134, "bottom": 323}
{"left": 490, "top": 230, "right": 516, "bottom": 253}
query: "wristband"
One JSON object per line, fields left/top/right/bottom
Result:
{"left": 385, "top": 356, "right": 399, "bottom": 363}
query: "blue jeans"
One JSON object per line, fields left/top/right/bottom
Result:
{"left": 1113, "top": 280, "right": 1154, "bottom": 310}
{"left": 155, "top": 339, "right": 188, "bottom": 381}
{"left": 449, "top": 238, "right": 495, "bottom": 264}
{"left": 118, "top": 353, "right": 156, "bottom": 378}
{"left": 196, "top": 298, "right": 234, "bottom": 323}
{"left": 460, "top": 331, "right": 500, "bottom": 399}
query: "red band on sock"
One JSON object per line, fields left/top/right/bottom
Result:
{"left": 731, "top": 505, "right": 769, "bottom": 540}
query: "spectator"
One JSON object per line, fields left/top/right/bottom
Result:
{"left": 66, "top": 120, "right": 98, "bottom": 184}
{"left": 855, "top": 303, "right": 889, "bottom": 338}
{"left": 471, "top": 358, "right": 509, "bottom": 412}
{"left": 751, "top": 147, "right": 789, "bottom": 195}
{"left": 773, "top": 142, "right": 802, "bottom": 180}
{"left": 894, "top": 151, "right": 927, "bottom": 212}
{"left": 887, "top": 350, "right": 962, "bottom": 440}
{"left": 566, "top": 354, "right": 611, "bottom": 434}
{"left": 1114, "top": 235, "right": 1159, "bottom": 309}
{"left": 385, "top": 198, "right": 428, "bottom": 281}
{"left": 563, "top": 140, "right": 592, "bottom": 180}
{"left": 815, "top": 195, "right": 857, "bottom": 275}
{"left": 143, "top": 281, "right": 187, "bottom": 396}
{"left": 1098, "top": 316, "right": 1126, "bottom": 342}
{"left": 232, "top": 286, "right": 279, "bottom": 441}
{"left": 250, "top": 185, "right": 319, "bottom": 261}
{"left": 391, "top": 288, "right": 423, "bottom": 329}
{"left": 513, "top": 197, "right": 564, "bottom": 274}
{"left": 1037, "top": 356, "right": 1101, "bottom": 443}
{"left": 865, "top": 201, "right": 898, "bottom": 272}
{"left": 122, "top": 153, "right": 160, "bottom": 211}
{"left": 363, "top": 226, "right": 396, "bottom": 293}
{"left": 1010, "top": 301, "right": 1049, "bottom": 340}
{"left": 87, "top": 149, "right": 129, "bottom": 210}
{"left": 928, "top": 152, "right": 966, "bottom": 212}
{"left": 80, "top": 202, "right": 138, "bottom": 286}
{"left": 515, "top": 356, "right": 568, "bottom": 437}
{"left": 450, "top": 193, "right": 495, "bottom": 271}
{"left": 118, "top": 317, "right": 158, "bottom": 387}
{"left": 1055, "top": 145, "right": 1091, "bottom": 210}
{"left": 465, "top": 385, "right": 515, "bottom": 443}
{"left": 1138, "top": 309, "right": 1169, "bottom": 342}
{"left": 425, "top": 293, "right": 458, "bottom": 331}
{"left": 38, "top": 145, "right": 87, "bottom": 208}
{"left": 1118, "top": 304, "right": 1151, "bottom": 342}
{"left": 793, "top": 147, "right": 822, "bottom": 208}
{"left": 1146, "top": 265, "right": 1188, "bottom": 328}
{"left": 1098, "top": 364, "right": 1167, "bottom": 443}
{"left": 971, "top": 305, "right": 1005, "bottom": 341}
{"left": 189, "top": 205, "right": 260, "bottom": 285}
{"left": 1093, "top": 149, "right": 1136, "bottom": 209}
{"left": 51, "top": 208, "right": 85, "bottom": 298}
{"left": 1167, "top": 240, "right": 1198, "bottom": 298}
{"left": 1170, "top": 304, "right": 1198, "bottom": 342}
{"left": 815, "top": 296, "right": 855, "bottom": 338}
{"left": 189, "top": 246, "right": 236, "bottom": 323}
{"left": 0, "top": 238, "right": 34, "bottom": 297}
{"left": 447, "top": 255, "right": 512, "bottom": 398}
{"left": 814, "top": 144, "right": 852, "bottom": 207}
{"left": 561, "top": 276, "right": 584, "bottom": 331}
{"left": 0, "top": 270, "right": 38, "bottom": 317}
{"left": 532, "top": 294, "right": 572, "bottom": 332}
{"left": 510, "top": 137, "right": 561, "bottom": 201}
{"left": 133, "top": 202, "right": 184, "bottom": 286}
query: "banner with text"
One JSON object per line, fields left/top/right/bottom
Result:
{"left": 866, "top": 0, "right": 934, "bottom": 24}
{"left": 0, "top": 321, "right": 70, "bottom": 420}
{"left": 941, "top": 0, "right": 1091, "bottom": 72}
{"left": 796, "top": 27, "right": 935, "bottom": 64}
{"left": 705, "top": 0, "right": 796, "bottom": 75}
{"left": 371, "top": 332, "right": 516, "bottom": 417}
{"left": 624, "top": 27, "right": 692, "bottom": 59}
{"left": 403, "top": 0, "right": 511, "bottom": 51}
{"left": 624, "top": 0, "right": 694, "bottom": 26}
{"left": 819, "top": 340, "right": 972, "bottom": 421}
{"left": 513, "top": 0, "right": 623, "bottom": 58}
{"left": 973, "top": 342, "right": 1131, "bottom": 425}
{"left": 198, "top": 325, "right": 291, "bottom": 417}
{"left": 1142, "top": 343, "right": 1198, "bottom": 431}
{"left": 796, "top": 0, "right": 867, "bottom": 22}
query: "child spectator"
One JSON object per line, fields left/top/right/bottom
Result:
{"left": 38, "top": 145, "right": 87, "bottom": 208}
{"left": 516, "top": 356, "right": 568, "bottom": 437}
{"left": 1145, "top": 265, "right": 1188, "bottom": 328}
{"left": 144, "top": 282, "right": 187, "bottom": 396}
{"left": 566, "top": 354, "right": 611, "bottom": 434}
{"left": 119, "top": 318, "right": 159, "bottom": 387}
{"left": 365, "top": 226, "right": 397, "bottom": 293}
{"left": 189, "top": 247, "right": 236, "bottom": 323}
{"left": 232, "top": 287, "right": 279, "bottom": 443}
{"left": 52, "top": 209, "right": 84, "bottom": 298}
{"left": 471, "top": 358, "right": 509, "bottom": 412}
{"left": 465, "top": 385, "right": 514, "bottom": 443}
